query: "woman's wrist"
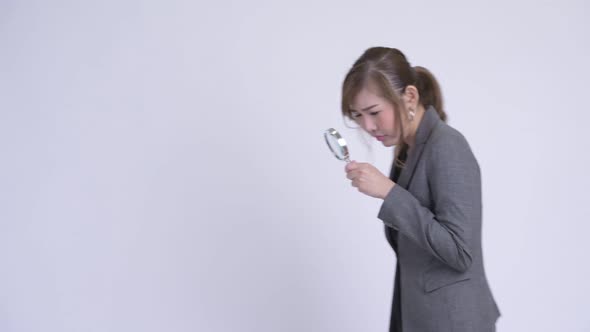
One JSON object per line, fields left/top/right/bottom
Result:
{"left": 380, "top": 181, "right": 396, "bottom": 200}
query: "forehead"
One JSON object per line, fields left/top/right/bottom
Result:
{"left": 350, "top": 86, "right": 388, "bottom": 111}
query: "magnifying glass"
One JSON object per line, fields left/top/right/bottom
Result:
{"left": 324, "top": 128, "right": 351, "bottom": 163}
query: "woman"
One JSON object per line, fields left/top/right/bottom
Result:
{"left": 342, "top": 47, "right": 500, "bottom": 332}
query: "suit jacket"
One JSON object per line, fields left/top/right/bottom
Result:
{"left": 378, "top": 106, "right": 500, "bottom": 332}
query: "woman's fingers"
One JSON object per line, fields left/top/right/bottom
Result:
{"left": 346, "top": 170, "right": 359, "bottom": 180}
{"left": 344, "top": 160, "right": 358, "bottom": 173}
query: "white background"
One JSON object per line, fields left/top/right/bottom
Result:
{"left": 1, "top": 0, "right": 589, "bottom": 331}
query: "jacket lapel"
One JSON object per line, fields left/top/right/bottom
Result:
{"left": 396, "top": 106, "right": 441, "bottom": 189}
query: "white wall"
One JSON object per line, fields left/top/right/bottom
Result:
{"left": 1, "top": 0, "right": 589, "bottom": 331}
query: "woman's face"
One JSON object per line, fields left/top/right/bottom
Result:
{"left": 349, "top": 86, "right": 402, "bottom": 147}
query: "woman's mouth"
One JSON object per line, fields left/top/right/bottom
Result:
{"left": 376, "top": 136, "right": 386, "bottom": 141}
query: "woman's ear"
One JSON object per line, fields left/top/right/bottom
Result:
{"left": 403, "top": 85, "right": 420, "bottom": 109}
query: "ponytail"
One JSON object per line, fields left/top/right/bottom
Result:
{"left": 414, "top": 66, "right": 447, "bottom": 122}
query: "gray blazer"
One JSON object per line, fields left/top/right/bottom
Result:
{"left": 378, "top": 107, "right": 500, "bottom": 332}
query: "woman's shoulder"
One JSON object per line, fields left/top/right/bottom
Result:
{"left": 427, "top": 121, "right": 478, "bottom": 166}
{"left": 430, "top": 121, "right": 470, "bottom": 149}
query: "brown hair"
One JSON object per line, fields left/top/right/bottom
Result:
{"left": 341, "top": 47, "right": 446, "bottom": 167}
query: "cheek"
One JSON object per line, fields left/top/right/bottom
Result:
{"left": 383, "top": 111, "right": 397, "bottom": 132}
{"left": 386, "top": 118, "right": 399, "bottom": 135}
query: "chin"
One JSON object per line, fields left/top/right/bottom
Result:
{"left": 382, "top": 139, "right": 396, "bottom": 147}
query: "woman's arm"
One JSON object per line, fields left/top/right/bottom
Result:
{"left": 378, "top": 132, "right": 480, "bottom": 273}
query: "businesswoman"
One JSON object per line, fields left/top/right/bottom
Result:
{"left": 342, "top": 47, "right": 500, "bottom": 332}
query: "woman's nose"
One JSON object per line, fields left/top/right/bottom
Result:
{"left": 362, "top": 117, "right": 377, "bottom": 132}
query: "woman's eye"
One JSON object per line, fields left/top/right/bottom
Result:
{"left": 352, "top": 113, "right": 362, "bottom": 118}
{"left": 370, "top": 111, "right": 380, "bottom": 116}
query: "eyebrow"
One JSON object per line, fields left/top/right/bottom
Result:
{"left": 350, "top": 104, "right": 379, "bottom": 113}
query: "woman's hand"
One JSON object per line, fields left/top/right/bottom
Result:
{"left": 345, "top": 161, "right": 396, "bottom": 199}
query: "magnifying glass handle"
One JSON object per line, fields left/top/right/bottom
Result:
{"left": 345, "top": 157, "right": 351, "bottom": 163}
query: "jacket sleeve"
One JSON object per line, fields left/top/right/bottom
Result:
{"left": 377, "top": 133, "right": 480, "bottom": 273}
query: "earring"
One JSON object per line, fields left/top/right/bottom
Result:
{"left": 408, "top": 108, "right": 415, "bottom": 121}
